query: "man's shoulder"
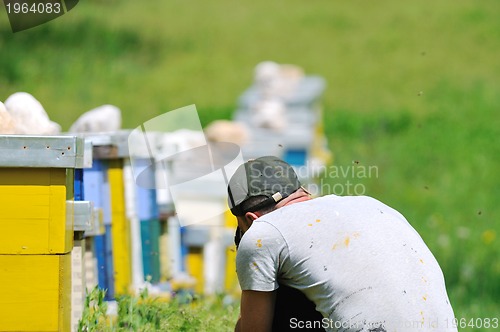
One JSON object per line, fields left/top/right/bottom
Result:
{"left": 267, "top": 193, "right": 407, "bottom": 223}
{"left": 313, "top": 194, "right": 397, "bottom": 210}
{"left": 278, "top": 194, "right": 384, "bottom": 209}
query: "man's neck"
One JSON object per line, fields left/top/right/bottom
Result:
{"left": 276, "top": 188, "right": 311, "bottom": 209}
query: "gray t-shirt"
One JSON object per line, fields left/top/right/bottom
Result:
{"left": 236, "top": 195, "right": 457, "bottom": 331}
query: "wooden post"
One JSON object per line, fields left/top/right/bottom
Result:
{"left": 108, "top": 159, "right": 132, "bottom": 294}
{"left": 122, "top": 158, "right": 145, "bottom": 291}
{"left": 133, "top": 158, "right": 161, "bottom": 284}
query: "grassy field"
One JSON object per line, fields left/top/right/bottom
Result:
{"left": 78, "top": 287, "right": 239, "bottom": 332}
{"left": 1, "top": 0, "right": 499, "bottom": 331}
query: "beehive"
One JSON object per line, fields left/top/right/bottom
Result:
{"left": 0, "top": 135, "right": 85, "bottom": 332}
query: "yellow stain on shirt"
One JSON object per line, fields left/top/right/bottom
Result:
{"left": 256, "top": 239, "right": 262, "bottom": 248}
{"left": 422, "top": 276, "right": 427, "bottom": 283}
{"left": 423, "top": 295, "right": 427, "bottom": 301}
{"left": 315, "top": 219, "right": 321, "bottom": 223}
{"left": 420, "top": 259, "right": 424, "bottom": 264}
{"left": 331, "top": 232, "right": 361, "bottom": 251}
{"left": 308, "top": 223, "right": 313, "bottom": 227}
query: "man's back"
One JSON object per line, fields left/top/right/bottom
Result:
{"left": 236, "top": 194, "right": 457, "bottom": 331}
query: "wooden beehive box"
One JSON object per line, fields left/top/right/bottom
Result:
{"left": 0, "top": 135, "right": 85, "bottom": 332}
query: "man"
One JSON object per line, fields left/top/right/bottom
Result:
{"left": 227, "top": 156, "right": 457, "bottom": 332}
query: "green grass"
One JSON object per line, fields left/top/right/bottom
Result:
{"left": 78, "top": 287, "right": 239, "bottom": 332}
{"left": 2, "top": 0, "right": 499, "bottom": 330}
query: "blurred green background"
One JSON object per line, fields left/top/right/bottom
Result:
{"left": 1, "top": 0, "right": 499, "bottom": 330}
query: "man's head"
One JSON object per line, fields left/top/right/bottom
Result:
{"left": 227, "top": 156, "right": 303, "bottom": 233}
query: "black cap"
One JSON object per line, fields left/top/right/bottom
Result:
{"left": 227, "top": 156, "right": 301, "bottom": 216}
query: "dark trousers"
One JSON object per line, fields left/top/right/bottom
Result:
{"left": 273, "top": 284, "right": 325, "bottom": 331}
{"left": 235, "top": 228, "right": 324, "bottom": 331}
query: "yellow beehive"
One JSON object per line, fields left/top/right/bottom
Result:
{"left": 0, "top": 135, "right": 84, "bottom": 332}
{"left": 0, "top": 254, "right": 72, "bottom": 331}
{"left": 0, "top": 168, "right": 73, "bottom": 254}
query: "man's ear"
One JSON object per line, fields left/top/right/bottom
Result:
{"left": 245, "top": 211, "right": 260, "bottom": 222}
{"left": 238, "top": 211, "right": 259, "bottom": 234}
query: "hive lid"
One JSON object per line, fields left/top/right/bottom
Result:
{"left": 0, "top": 135, "right": 86, "bottom": 168}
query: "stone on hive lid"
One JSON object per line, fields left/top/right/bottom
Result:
{"left": 204, "top": 120, "right": 249, "bottom": 146}
{"left": 4, "top": 92, "right": 61, "bottom": 135}
{"left": 68, "top": 104, "right": 122, "bottom": 133}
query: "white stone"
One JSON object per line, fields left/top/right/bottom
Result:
{"left": 251, "top": 98, "right": 287, "bottom": 131}
{"left": 204, "top": 120, "right": 249, "bottom": 146}
{"left": 68, "top": 104, "right": 122, "bottom": 133}
{"left": 4, "top": 92, "right": 61, "bottom": 135}
{"left": 254, "top": 61, "right": 304, "bottom": 97}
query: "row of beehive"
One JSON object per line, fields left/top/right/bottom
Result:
{"left": 80, "top": 130, "right": 239, "bottom": 299}
{"left": 0, "top": 132, "right": 239, "bottom": 332}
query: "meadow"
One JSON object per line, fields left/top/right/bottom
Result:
{"left": 1, "top": 1, "right": 499, "bottom": 331}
